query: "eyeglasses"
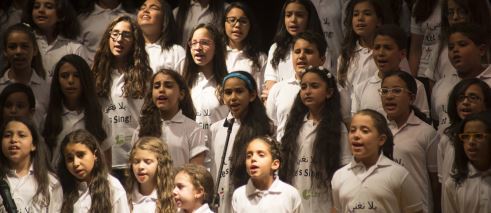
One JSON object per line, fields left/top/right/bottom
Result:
{"left": 458, "top": 133, "right": 489, "bottom": 142}
{"left": 447, "top": 8, "right": 467, "bottom": 18}
{"left": 225, "top": 17, "right": 250, "bottom": 26}
{"left": 109, "top": 30, "right": 132, "bottom": 41}
{"left": 457, "top": 94, "right": 482, "bottom": 103}
{"left": 188, "top": 39, "right": 213, "bottom": 48}
{"left": 378, "top": 87, "right": 411, "bottom": 96}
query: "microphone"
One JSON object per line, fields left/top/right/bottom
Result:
{"left": 0, "top": 179, "right": 17, "bottom": 213}
{"left": 223, "top": 117, "right": 235, "bottom": 127}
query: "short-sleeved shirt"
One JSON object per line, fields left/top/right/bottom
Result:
{"left": 191, "top": 73, "right": 228, "bottom": 130}
{"left": 73, "top": 175, "right": 130, "bottom": 213}
{"left": 5, "top": 165, "right": 63, "bottom": 213}
{"left": 131, "top": 187, "right": 157, "bottom": 213}
{"left": 389, "top": 111, "right": 437, "bottom": 212}
{"left": 145, "top": 42, "right": 186, "bottom": 74}
{"left": 232, "top": 177, "right": 301, "bottom": 213}
{"left": 331, "top": 154, "right": 424, "bottom": 213}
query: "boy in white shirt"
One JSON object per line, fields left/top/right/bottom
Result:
{"left": 232, "top": 137, "right": 301, "bottom": 213}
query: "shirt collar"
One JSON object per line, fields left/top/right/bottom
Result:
{"left": 163, "top": 110, "right": 185, "bottom": 123}
{"left": 93, "top": 3, "right": 123, "bottom": 15}
{"left": 132, "top": 186, "right": 158, "bottom": 204}
{"left": 194, "top": 204, "right": 213, "bottom": 213}
{"left": 467, "top": 162, "right": 491, "bottom": 178}
{"left": 245, "top": 176, "right": 281, "bottom": 197}
{"left": 7, "top": 163, "right": 35, "bottom": 177}
{"left": 190, "top": 0, "right": 210, "bottom": 9}
{"left": 0, "top": 69, "right": 44, "bottom": 85}
{"left": 477, "top": 64, "right": 491, "bottom": 80}
{"left": 368, "top": 73, "right": 382, "bottom": 84}
{"left": 349, "top": 153, "right": 392, "bottom": 170}
{"left": 354, "top": 41, "right": 371, "bottom": 54}
{"left": 388, "top": 110, "right": 421, "bottom": 130}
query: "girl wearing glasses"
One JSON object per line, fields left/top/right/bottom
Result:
{"left": 443, "top": 111, "right": 491, "bottom": 213}
{"left": 224, "top": 2, "right": 266, "bottom": 93}
{"left": 92, "top": 15, "right": 152, "bottom": 182}
{"left": 439, "top": 78, "right": 491, "bottom": 191}
{"left": 183, "top": 23, "right": 228, "bottom": 130}
{"left": 137, "top": 0, "right": 186, "bottom": 74}
{"left": 380, "top": 70, "right": 438, "bottom": 212}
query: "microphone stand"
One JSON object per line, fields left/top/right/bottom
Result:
{"left": 211, "top": 117, "right": 235, "bottom": 210}
{"left": 0, "top": 179, "right": 17, "bottom": 213}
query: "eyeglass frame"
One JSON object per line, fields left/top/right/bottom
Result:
{"left": 109, "top": 30, "right": 133, "bottom": 41}
{"left": 225, "top": 17, "right": 250, "bottom": 26}
{"left": 458, "top": 132, "right": 489, "bottom": 142}
{"left": 457, "top": 94, "right": 482, "bottom": 103}
{"left": 378, "top": 87, "right": 412, "bottom": 97}
{"left": 188, "top": 39, "right": 214, "bottom": 48}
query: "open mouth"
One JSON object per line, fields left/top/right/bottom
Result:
{"left": 384, "top": 102, "right": 397, "bottom": 111}
{"left": 35, "top": 15, "right": 48, "bottom": 22}
{"left": 351, "top": 142, "right": 364, "bottom": 151}
{"left": 249, "top": 165, "right": 259, "bottom": 174}
{"left": 376, "top": 59, "right": 388, "bottom": 68}
{"left": 113, "top": 45, "right": 125, "bottom": 53}
{"left": 8, "top": 145, "right": 20, "bottom": 151}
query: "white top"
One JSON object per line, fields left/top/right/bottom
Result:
{"left": 177, "top": 203, "right": 214, "bottom": 213}
{"left": 410, "top": 2, "right": 442, "bottom": 80}
{"left": 35, "top": 33, "right": 90, "bottom": 78}
{"left": 431, "top": 73, "right": 460, "bottom": 129}
{"left": 265, "top": 77, "right": 300, "bottom": 141}
{"left": 437, "top": 132, "right": 454, "bottom": 185}
{"left": 73, "top": 175, "right": 130, "bottom": 213}
{"left": 4, "top": 165, "right": 62, "bottom": 213}
{"left": 102, "top": 70, "right": 144, "bottom": 169}
{"left": 172, "top": 0, "right": 217, "bottom": 47}
{"left": 145, "top": 42, "right": 186, "bottom": 74}
{"left": 310, "top": 0, "right": 347, "bottom": 70}
{"left": 131, "top": 187, "right": 157, "bottom": 213}
{"left": 208, "top": 115, "right": 240, "bottom": 213}
{"left": 191, "top": 72, "right": 228, "bottom": 130}
{"left": 351, "top": 73, "right": 429, "bottom": 117}
{"left": 77, "top": 3, "right": 134, "bottom": 63}
{"left": 336, "top": 42, "right": 378, "bottom": 93}
{"left": 433, "top": 46, "right": 456, "bottom": 82}
{"left": 0, "top": 69, "right": 50, "bottom": 128}
{"left": 331, "top": 154, "right": 424, "bottom": 213}
{"left": 389, "top": 111, "right": 437, "bottom": 212}
{"left": 443, "top": 163, "right": 491, "bottom": 213}
{"left": 232, "top": 177, "right": 301, "bottom": 213}
{"left": 50, "top": 106, "right": 113, "bottom": 168}
{"left": 225, "top": 45, "right": 267, "bottom": 92}
{"left": 292, "top": 116, "right": 351, "bottom": 213}
{"left": 132, "top": 110, "right": 208, "bottom": 167}
{"left": 264, "top": 43, "right": 332, "bottom": 83}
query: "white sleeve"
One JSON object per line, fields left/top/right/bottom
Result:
{"left": 414, "top": 79, "right": 430, "bottom": 117}
{"left": 100, "top": 115, "right": 114, "bottom": 151}
{"left": 264, "top": 44, "right": 278, "bottom": 82}
{"left": 174, "top": 45, "right": 187, "bottom": 75}
{"left": 410, "top": 16, "right": 424, "bottom": 35}
{"left": 442, "top": 179, "right": 458, "bottom": 213}
{"left": 351, "top": 84, "right": 361, "bottom": 115}
{"left": 231, "top": 189, "right": 238, "bottom": 213}
{"left": 399, "top": 172, "right": 424, "bottom": 212}
{"left": 436, "top": 132, "right": 444, "bottom": 183}
{"left": 425, "top": 129, "right": 438, "bottom": 173}
{"left": 188, "top": 126, "right": 209, "bottom": 159}
{"left": 48, "top": 178, "right": 63, "bottom": 213}
{"left": 265, "top": 83, "right": 280, "bottom": 127}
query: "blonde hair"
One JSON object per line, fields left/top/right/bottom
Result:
{"left": 126, "top": 137, "right": 176, "bottom": 213}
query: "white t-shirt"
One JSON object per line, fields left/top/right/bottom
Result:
{"left": 208, "top": 115, "right": 240, "bottom": 213}
{"left": 442, "top": 163, "right": 491, "bottom": 213}
{"left": 0, "top": 69, "right": 50, "bottom": 128}
{"left": 389, "top": 111, "right": 437, "bottom": 212}
{"left": 131, "top": 187, "right": 157, "bottom": 213}
{"left": 292, "top": 116, "right": 351, "bottom": 213}
{"left": 73, "top": 175, "right": 130, "bottom": 213}
{"left": 431, "top": 73, "right": 460, "bottom": 129}
{"left": 433, "top": 46, "right": 456, "bottom": 82}
{"left": 132, "top": 110, "right": 208, "bottom": 167}
{"left": 331, "top": 154, "right": 424, "bottom": 213}
{"left": 35, "top": 33, "right": 90, "bottom": 78}
{"left": 172, "top": 0, "right": 218, "bottom": 47}
{"left": 50, "top": 106, "right": 113, "bottom": 168}
{"left": 265, "top": 77, "right": 300, "bottom": 141}
{"left": 310, "top": 0, "right": 347, "bottom": 70}
{"left": 410, "top": 2, "right": 442, "bottom": 80}
{"left": 351, "top": 73, "right": 429, "bottom": 117}
{"left": 102, "top": 70, "right": 144, "bottom": 169}
{"left": 232, "top": 177, "right": 302, "bottom": 213}
{"left": 145, "top": 42, "right": 186, "bottom": 74}
{"left": 225, "top": 45, "right": 267, "bottom": 92}
{"left": 4, "top": 165, "right": 62, "bottom": 213}
{"left": 191, "top": 72, "right": 228, "bottom": 130}
{"left": 77, "top": 3, "right": 134, "bottom": 63}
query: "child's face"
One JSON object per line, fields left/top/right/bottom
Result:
{"left": 64, "top": 143, "right": 97, "bottom": 182}
{"left": 3, "top": 92, "right": 33, "bottom": 118}
{"left": 152, "top": 73, "right": 183, "bottom": 114}
{"left": 284, "top": 2, "right": 308, "bottom": 36}
{"left": 4, "top": 31, "right": 36, "bottom": 71}
{"left": 352, "top": 1, "right": 380, "bottom": 39}
{"left": 223, "top": 77, "right": 256, "bottom": 119}
{"left": 456, "top": 84, "right": 486, "bottom": 119}
{"left": 189, "top": 28, "right": 215, "bottom": 66}
{"left": 109, "top": 21, "right": 134, "bottom": 60}
{"left": 58, "top": 62, "right": 81, "bottom": 102}
{"left": 32, "top": 0, "right": 58, "bottom": 32}
{"left": 373, "top": 35, "right": 405, "bottom": 73}
{"left": 225, "top": 7, "right": 250, "bottom": 45}
{"left": 246, "top": 139, "right": 279, "bottom": 180}
{"left": 292, "top": 39, "right": 325, "bottom": 75}
{"left": 131, "top": 149, "right": 158, "bottom": 186}
{"left": 300, "top": 72, "right": 332, "bottom": 112}
{"left": 461, "top": 120, "right": 490, "bottom": 167}
{"left": 349, "top": 114, "right": 385, "bottom": 164}
{"left": 173, "top": 172, "right": 202, "bottom": 211}
{"left": 381, "top": 76, "right": 413, "bottom": 122}
{"left": 448, "top": 32, "right": 484, "bottom": 75}
{"left": 137, "top": 0, "right": 163, "bottom": 31}
{"left": 447, "top": 0, "right": 468, "bottom": 26}
{"left": 1, "top": 121, "right": 35, "bottom": 167}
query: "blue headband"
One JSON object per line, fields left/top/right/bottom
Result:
{"left": 222, "top": 72, "right": 254, "bottom": 90}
